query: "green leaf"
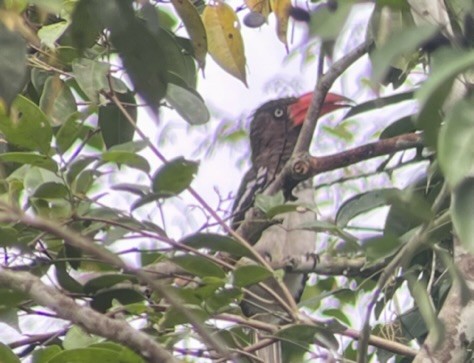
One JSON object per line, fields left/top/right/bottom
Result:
{"left": 160, "top": 305, "right": 208, "bottom": 329}
{"left": 0, "top": 288, "right": 28, "bottom": 309}
{"left": 63, "top": 326, "right": 100, "bottom": 350}
{"left": 165, "top": 83, "right": 209, "bottom": 125}
{"left": 39, "top": 76, "right": 77, "bottom": 126}
{"left": 32, "top": 345, "right": 62, "bottom": 363}
{"left": 181, "top": 233, "right": 252, "bottom": 257}
{"left": 72, "top": 57, "right": 110, "bottom": 102}
{"left": 407, "top": 274, "right": 444, "bottom": 348}
{"left": 254, "top": 191, "right": 284, "bottom": 215}
{"left": 47, "top": 348, "right": 119, "bottom": 363}
{"left": 38, "top": 21, "right": 69, "bottom": 49}
{"left": 336, "top": 188, "right": 398, "bottom": 227}
{"left": 344, "top": 91, "right": 415, "bottom": 119}
{"left": 323, "top": 309, "right": 351, "bottom": 326}
{"left": 111, "top": 183, "right": 149, "bottom": 196}
{"left": 265, "top": 204, "right": 300, "bottom": 219}
{"left": 379, "top": 115, "right": 417, "bottom": 139}
{"left": 98, "top": 92, "right": 136, "bottom": 149}
{"left": 371, "top": 24, "right": 438, "bottom": 85}
{"left": 91, "top": 343, "right": 144, "bottom": 363}
{"left": 55, "top": 249, "right": 84, "bottom": 294}
{"left": 0, "top": 96, "right": 53, "bottom": 154}
{"left": 309, "top": 2, "right": 352, "bottom": 41}
{"left": 416, "top": 48, "right": 474, "bottom": 146}
{"left": 101, "top": 151, "right": 150, "bottom": 173}
{"left": 83, "top": 274, "right": 137, "bottom": 295}
{"left": 152, "top": 157, "right": 198, "bottom": 196}
{"left": 83, "top": 0, "right": 168, "bottom": 110}
{"left": 0, "top": 227, "right": 19, "bottom": 247}
{"left": 452, "top": 178, "right": 474, "bottom": 253}
{"left": 438, "top": 100, "right": 474, "bottom": 188}
{"left": 0, "top": 343, "right": 20, "bottom": 363}
{"left": 66, "top": 156, "right": 97, "bottom": 184}
{"left": 278, "top": 324, "right": 338, "bottom": 362}
{"left": 32, "top": 182, "right": 69, "bottom": 199}
{"left": 155, "top": 28, "right": 197, "bottom": 89}
{"left": 0, "top": 153, "right": 57, "bottom": 171}
{"left": 233, "top": 265, "right": 272, "bottom": 287}
{"left": 361, "top": 235, "right": 401, "bottom": 261}
{"left": 70, "top": 0, "right": 102, "bottom": 53}
{"left": 171, "top": 254, "right": 226, "bottom": 279}
{"left": 56, "top": 117, "right": 85, "bottom": 154}
{"left": 298, "top": 220, "right": 360, "bottom": 249}
{"left": 0, "top": 23, "right": 27, "bottom": 108}
{"left": 90, "top": 288, "right": 145, "bottom": 313}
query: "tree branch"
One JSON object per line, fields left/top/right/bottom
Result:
{"left": 0, "top": 203, "right": 232, "bottom": 361}
{"left": 292, "top": 133, "right": 423, "bottom": 181}
{"left": 293, "top": 39, "right": 373, "bottom": 155}
{"left": 0, "top": 269, "right": 178, "bottom": 363}
{"left": 236, "top": 133, "right": 423, "bottom": 243}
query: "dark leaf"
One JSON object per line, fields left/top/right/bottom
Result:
{"left": 98, "top": 91, "right": 136, "bottom": 149}
{"left": 336, "top": 188, "right": 399, "bottom": 227}
{"left": 166, "top": 83, "right": 209, "bottom": 125}
{"left": 171, "top": 254, "right": 226, "bottom": 279}
{"left": 181, "top": 233, "right": 253, "bottom": 257}
{"left": 233, "top": 265, "right": 272, "bottom": 287}
{"left": 0, "top": 96, "right": 52, "bottom": 154}
{"left": 90, "top": 288, "right": 145, "bottom": 313}
{"left": 152, "top": 157, "right": 198, "bottom": 196}
{"left": 84, "top": 274, "right": 137, "bottom": 295}
{"left": 0, "top": 23, "right": 27, "bottom": 108}
{"left": 39, "top": 76, "right": 77, "bottom": 126}
{"left": 452, "top": 178, "right": 474, "bottom": 253}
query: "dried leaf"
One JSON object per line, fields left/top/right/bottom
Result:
{"left": 171, "top": 0, "right": 208, "bottom": 69}
{"left": 202, "top": 0, "right": 247, "bottom": 86}
{"left": 270, "top": 0, "right": 291, "bottom": 47}
{"left": 245, "top": 0, "right": 271, "bottom": 18}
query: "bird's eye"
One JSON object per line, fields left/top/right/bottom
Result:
{"left": 273, "top": 107, "right": 285, "bottom": 118}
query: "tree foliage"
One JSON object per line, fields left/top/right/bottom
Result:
{"left": 0, "top": 0, "right": 474, "bottom": 362}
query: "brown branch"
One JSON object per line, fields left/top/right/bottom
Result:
{"left": 0, "top": 269, "right": 178, "bottom": 363}
{"left": 293, "top": 39, "right": 373, "bottom": 156}
{"left": 237, "top": 133, "right": 423, "bottom": 244}
{"left": 292, "top": 133, "right": 423, "bottom": 181}
{"left": 0, "top": 203, "right": 232, "bottom": 361}
{"left": 217, "top": 312, "right": 418, "bottom": 359}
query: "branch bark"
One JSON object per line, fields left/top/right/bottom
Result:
{"left": 414, "top": 238, "right": 474, "bottom": 362}
{"left": 236, "top": 133, "right": 423, "bottom": 244}
{"left": 0, "top": 269, "right": 178, "bottom": 363}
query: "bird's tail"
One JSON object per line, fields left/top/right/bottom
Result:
{"left": 253, "top": 331, "right": 281, "bottom": 363}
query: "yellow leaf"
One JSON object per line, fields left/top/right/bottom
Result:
{"left": 245, "top": 0, "right": 271, "bottom": 18}
{"left": 270, "top": 0, "right": 291, "bottom": 47}
{"left": 202, "top": 0, "right": 247, "bottom": 86}
{"left": 171, "top": 0, "right": 208, "bottom": 69}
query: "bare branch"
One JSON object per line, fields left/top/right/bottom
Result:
{"left": 292, "top": 133, "right": 423, "bottom": 181}
{"left": 0, "top": 269, "right": 178, "bottom": 363}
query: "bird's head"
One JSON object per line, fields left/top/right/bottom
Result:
{"left": 249, "top": 92, "right": 352, "bottom": 168}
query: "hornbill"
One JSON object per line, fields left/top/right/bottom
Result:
{"left": 231, "top": 92, "right": 351, "bottom": 362}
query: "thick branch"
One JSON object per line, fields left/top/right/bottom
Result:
{"left": 292, "top": 133, "right": 423, "bottom": 181}
{"left": 0, "top": 269, "right": 177, "bottom": 363}
{"left": 145, "top": 254, "right": 386, "bottom": 280}
{"left": 414, "top": 238, "right": 474, "bottom": 362}
{"left": 237, "top": 133, "right": 423, "bottom": 243}
{"left": 0, "top": 203, "right": 231, "bottom": 361}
